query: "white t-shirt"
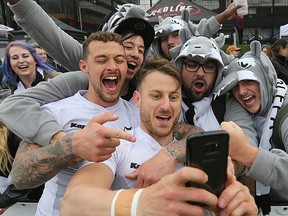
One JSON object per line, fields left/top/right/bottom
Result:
{"left": 36, "top": 90, "right": 140, "bottom": 216}
{"left": 81, "top": 126, "right": 184, "bottom": 190}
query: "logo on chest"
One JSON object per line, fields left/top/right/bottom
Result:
{"left": 70, "top": 122, "right": 85, "bottom": 129}
{"left": 130, "top": 162, "right": 140, "bottom": 169}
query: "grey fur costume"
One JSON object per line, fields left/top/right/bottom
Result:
{"left": 215, "top": 40, "right": 288, "bottom": 195}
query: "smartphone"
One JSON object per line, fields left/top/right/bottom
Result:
{"left": 185, "top": 130, "right": 229, "bottom": 197}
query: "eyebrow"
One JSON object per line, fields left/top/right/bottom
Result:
{"left": 94, "top": 54, "right": 126, "bottom": 59}
{"left": 123, "top": 40, "right": 144, "bottom": 50}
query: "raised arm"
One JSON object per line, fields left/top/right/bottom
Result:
{"left": 193, "top": 3, "right": 242, "bottom": 37}
{"left": 214, "top": 2, "right": 242, "bottom": 24}
{"left": 222, "top": 120, "right": 288, "bottom": 195}
{"left": 0, "top": 71, "right": 88, "bottom": 145}
{"left": 8, "top": 0, "right": 82, "bottom": 70}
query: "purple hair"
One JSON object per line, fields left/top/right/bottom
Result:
{"left": 1, "top": 41, "right": 54, "bottom": 88}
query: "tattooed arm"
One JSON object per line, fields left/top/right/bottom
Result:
{"left": 11, "top": 136, "right": 77, "bottom": 189}
{"left": 11, "top": 113, "right": 136, "bottom": 189}
{"left": 125, "top": 123, "right": 203, "bottom": 187}
{"left": 170, "top": 122, "right": 204, "bottom": 161}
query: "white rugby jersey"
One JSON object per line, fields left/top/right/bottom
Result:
{"left": 36, "top": 90, "right": 140, "bottom": 216}
{"left": 81, "top": 126, "right": 184, "bottom": 190}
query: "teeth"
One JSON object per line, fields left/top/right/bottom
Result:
{"left": 104, "top": 76, "right": 117, "bottom": 80}
{"left": 158, "top": 115, "right": 170, "bottom": 119}
{"left": 128, "top": 61, "right": 136, "bottom": 66}
{"left": 18, "top": 65, "right": 28, "bottom": 69}
{"left": 243, "top": 95, "right": 253, "bottom": 101}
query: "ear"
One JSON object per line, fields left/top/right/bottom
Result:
{"left": 250, "top": 40, "right": 261, "bottom": 59}
{"left": 214, "top": 33, "right": 225, "bottom": 48}
{"left": 133, "top": 90, "right": 141, "bottom": 107}
{"left": 79, "top": 60, "right": 89, "bottom": 74}
{"left": 181, "top": 9, "right": 190, "bottom": 22}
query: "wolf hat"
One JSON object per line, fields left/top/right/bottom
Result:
{"left": 102, "top": 4, "right": 155, "bottom": 50}
{"left": 214, "top": 40, "right": 277, "bottom": 115}
{"left": 174, "top": 35, "right": 224, "bottom": 74}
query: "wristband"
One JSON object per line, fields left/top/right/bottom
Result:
{"left": 131, "top": 189, "right": 144, "bottom": 216}
{"left": 111, "top": 189, "right": 123, "bottom": 216}
{"left": 115, "top": 189, "right": 138, "bottom": 216}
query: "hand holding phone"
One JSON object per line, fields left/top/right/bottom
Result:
{"left": 185, "top": 130, "right": 229, "bottom": 197}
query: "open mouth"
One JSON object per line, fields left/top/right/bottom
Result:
{"left": 242, "top": 95, "right": 255, "bottom": 105}
{"left": 102, "top": 76, "right": 119, "bottom": 90}
{"left": 18, "top": 65, "right": 29, "bottom": 69}
{"left": 156, "top": 115, "right": 171, "bottom": 122}
{"left": 127, "top": 61, "right": 137, "bottom": 71}
{"left": 193, "top": 81, "right": 205, "bottom": 92}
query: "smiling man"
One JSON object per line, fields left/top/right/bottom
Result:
{"left": 11, "top": 31, "right": 140, "bottom": 216}
{"left": 61, "top": 56, "right": 258, "bottom": 216}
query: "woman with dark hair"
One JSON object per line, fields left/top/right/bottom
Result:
{"left": 261, "top": 44, "right": 272, "bottom": 60}
{"left": 1, "top": 41, "right": 60, "bottom": 94}
{"left": 271, "top": 39, "right": 288, "bottom": 84}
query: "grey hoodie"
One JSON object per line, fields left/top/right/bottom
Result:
{"left": 145, "top": 9, "right": 221, "bottom": 59}
{"left": 215, "top": 40, "right": 288, "bottom": 195}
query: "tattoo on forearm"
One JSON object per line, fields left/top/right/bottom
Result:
{"left": 12, "top": 134, "right": 76, "bottom": 189}
{"left": 165, "top": 139, "right": 186, "bottom": 163}
{"left": 169, "top": 123, "right": 204, "bottom": 162}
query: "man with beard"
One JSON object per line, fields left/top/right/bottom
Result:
{"left": 0, "top": 2, "right": 155, "bottom": 211}
{"left": 170, "top": 35, "right": 256, "bottom": 136}
{"left": 61, "top": 56, "right": 258, "bottom": 216}
{"left": 145, "top": 35, "right": 257, "bottom": 178}
{"left": 0, "top": 1, "right": 154, "bottom": 150}
{"left": 6, "top": 0, "right": 154, "bottom": 103}
{"left": 10, "top": 31, "right": 140, "bottom": 216}
{"left": 122, "top": 35, "right": 257, "bottom": 186}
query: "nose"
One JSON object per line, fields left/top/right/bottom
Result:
{"left": 238, "top": 83, "right": 247, "bottom": 95}
{"left": 195, "top": 66, "right": 205, "bottom": 77}
{"left": 129, "top": 47, "right": 139, "bottom": 59}
{"left": 106, "top": 60, "right": 119, "bottom": 71}
{"left": 18, "top": 56, "right": 25, "bottom": 62}
{"left": 160, "top": 96, "right": 172, "bottom": 111}
{"left": 167, "top": 35, "right": 175, "bottom": 45}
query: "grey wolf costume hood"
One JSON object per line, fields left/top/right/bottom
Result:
{"left": 214, "top": 40, "right": 278, "bottom": 116}
{"left": 153, "top": 9, "right": 191, "bottom": 39}
{"left": 173, "top": 35, "right": 225, "bottom": 98}
{"left": 102, "top": 4, "right": 155, "bottom": 50}
{"left": 146, "top": 9, "right": 223, "bottom": 60}
{"left": 147, "top": 9, "right": 204, "bottom": 58}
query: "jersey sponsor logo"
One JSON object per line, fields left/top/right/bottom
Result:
{"left": 70, "top": 122, "right": 85, "bottom": 129}
{"left": 124, "top": 126, "right": 132, "bottom": 131}
{"left": 130, "top": 162, "right": 140, "bottom": 169}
